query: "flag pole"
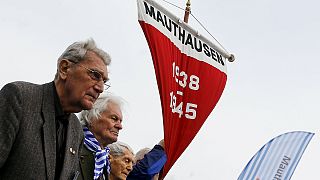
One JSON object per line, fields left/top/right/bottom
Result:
{"left": 182, "top": 0, "right": 235, "bottom": 62}
{"left": 183, "top": 0, "right": 191, "bottom": 23}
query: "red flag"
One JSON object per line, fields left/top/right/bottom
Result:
{"left": 137, "top": 0, "right": 230, "bottom": 177}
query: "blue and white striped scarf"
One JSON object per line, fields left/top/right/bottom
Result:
{"left": 83, "top": 126, "right": 110, "bottom": 180}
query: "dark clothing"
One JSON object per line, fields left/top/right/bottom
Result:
{"left": 0, "top": 81, "right": 84, "bottom": 180}
{"left": 128, "top": 145, "right": 167, "bottom": 180}
{"left": 53, "top": 83, "right": 70, "bottom": 179}
{"left": 79, "top": 146, "right": 96, "bottom": 180}
{"left": 78, "top": 145, "right": 108, "bottom": 180}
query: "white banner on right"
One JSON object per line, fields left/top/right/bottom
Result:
{"left": 238, "top": 131, "right": 314, "bottom": 180}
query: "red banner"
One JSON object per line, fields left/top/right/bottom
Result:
{"left": 138, "top": 0, "right": 228, "bottom": 178}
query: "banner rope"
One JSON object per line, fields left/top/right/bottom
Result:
{"left": 160, "top": 0, "right": 234, "bottom": 62}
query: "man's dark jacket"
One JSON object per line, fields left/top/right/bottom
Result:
{"left": 0, "top": 81, "right": 83, "bottom": 180}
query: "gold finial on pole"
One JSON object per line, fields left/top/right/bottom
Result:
{"left": 183, "top": 0, "right": 191, "bottom": 23}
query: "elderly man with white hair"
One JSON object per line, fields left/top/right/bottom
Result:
{"left": 77, "top": 94, "right": 124, "bottom": 180}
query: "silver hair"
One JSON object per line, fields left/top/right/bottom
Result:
{"left": 55, "top": 38, "right": 111, "bottom": 79}
{"left": 134, "top": 147, "right": 151, "bottom": 162}
{"left": 108, "top": 141, "right": 134, "bottom": 157}
{"left": 78, "top": 93, "right": 124, "bottom": 126}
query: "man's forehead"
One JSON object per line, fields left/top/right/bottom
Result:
{"left": 84, "top": 51, "right": 107, "bottom": 70}
{"left": 107, "top": 104, "right": 122, "bottom": 117}
{"left": 85, "top": 50, "right": 103, "bottom": 61}
{"left": 113, "top": 153, "right": 133, "bottom": 162}
{"left": 122, "top": 149, "right": 134, "bottom": 158}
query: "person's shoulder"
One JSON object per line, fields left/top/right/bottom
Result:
{"left": 3, "top": 81, "right": 41, "bottom": 90}
{"left": 1, "top": 81, "right": 27, "bottom": 94}
{"left": 1, "top": 81, "right": 50, "bottom": 99}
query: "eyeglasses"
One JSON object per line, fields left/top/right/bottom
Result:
{"left": 68, "top": 60, "right": 110, "bottom": 90}
{"left": 78, "top": 64, "right": 111, "bottom": 90}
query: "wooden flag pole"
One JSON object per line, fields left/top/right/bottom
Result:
{"left": 183, "top": 0, "right": 191, "bottom": 23}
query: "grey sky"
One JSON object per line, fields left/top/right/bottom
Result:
{"left": 0, "top": 0, "right": 319, "bottom": 179}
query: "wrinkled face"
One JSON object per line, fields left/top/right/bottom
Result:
{"left": 62, "top": 51, "right": 108, "bottom": 112}
{"left": 109, "top": 148, "right": 134, "bottom": 180}
{"left": 89, "top": 102, "right": 123, "bottom": 147}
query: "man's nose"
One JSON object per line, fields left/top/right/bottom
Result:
{"left": 127, "top": 163, "right": 133, "bottom": 171}
{"left": 115, "top": 121, "right": 123, "bottom": 130}
{"left": 93, "top": 81, "right": 104, "bottom": 93}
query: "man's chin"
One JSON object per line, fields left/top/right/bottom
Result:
{"left": 81, "top": 101, "right": 95, "bottom": 110}
{"left": 111, "top": 137, "right": 118, "bottom": 143}
{"left": 119, "top": 173, "right": 128, "bottom": 180}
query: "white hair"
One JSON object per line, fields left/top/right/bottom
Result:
{"left": 108, "top": 141, "right": 134, "bottom": 156}
{"left": 134, "top": 147, "right": 151, "bottom": 162}
{"left": 78, "top": 93, "right": 124, "bottom": 126}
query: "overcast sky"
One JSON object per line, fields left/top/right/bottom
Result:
{"left": 1, "top": 0, "right": 319, "bottom": 179}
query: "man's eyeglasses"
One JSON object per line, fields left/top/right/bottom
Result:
{"left": 68, "top": 60, "right": 110, "bottom": 90}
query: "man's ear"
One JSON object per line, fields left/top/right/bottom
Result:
{"left": 58, "top": 59, "right": 72, "bottom": 80}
